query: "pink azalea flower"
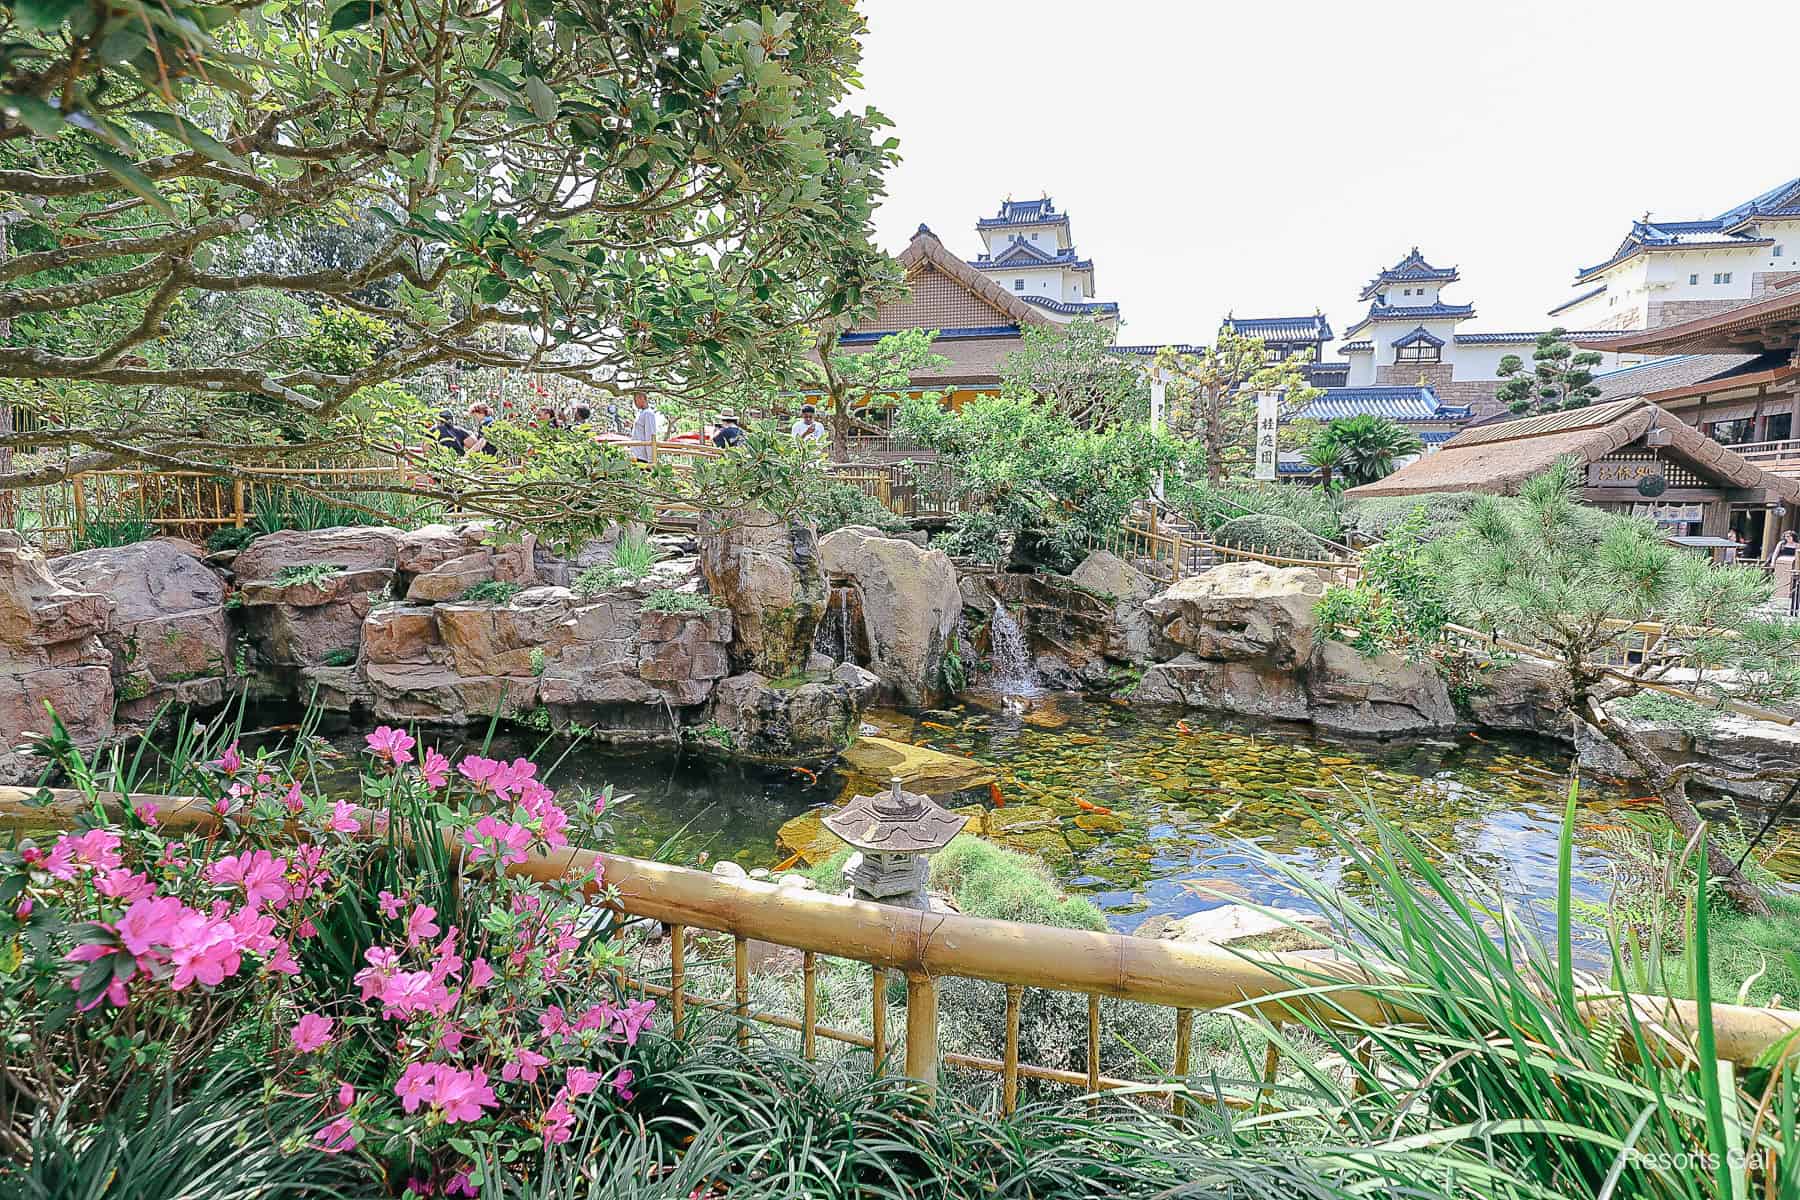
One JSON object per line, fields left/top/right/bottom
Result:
{"left": 456, "top": 755, "right": 502, "bottom": 793}
{"left": 296, "top": 919, "right": 318, "bottom": 940}
{"left": 432, "top": 1067, "right": 496, "bottom": 1123}
{"left": 405, "top": 904, "right": 439, "bottom": 948}
{"left": 541, "top": 1096, "right": 574, "bottom": 1146}
{"left": 314, "top": 1115, "right": 357, "bottom": 1154}
{"left": 463, "top": 815, "right": 531, "bottom": 868}
{"left": 395, "top": 1061, "right": 439, "bottom": 1113}
{"left": 282, "top": 781, "right": 306, "bottom": 815}
{"left": 611, "top": 1067, "right": 635, "bottom": 1102}
{"left": 132, "top": 800, "right": 160, "bottom": 827}
{"left": 206, "top": 850, "right": 290, "bottom": 909}
{"left": 468, "top": 957, "right": 495, "bottom": 990}
{"left": 354, "top": 945, "right": 400, "bottom": 1001}
{"left": 446, "top": 1172, "right": 477, "bottom": 1198}
{"left": 115, "top": 895, "right": 186, "bottom": 957}
{"left": 418, "top": 747, "right": 452, "bottom": 790}
{"left": 366, "top": 726, "right": 416, "bottom": 766}
{"left": 43, "top": 829, "right": 123, "bottom": 880}
{"left": 615, "top": 998, "right": 655, "bottom": 1046}
{"left": 378, "top": 890, "right": 404, "bottom": 920}
{"left": 15, "top": 897, "right": 32, "bottom": 920}
{"left": 95, "top": 868, "right": 155, "bottom": 903}
{"left": 501, "top": 1047, "right": 549, "bottom": 1083}
{"left": 290, "top": 1013, "right": 334, "bottom": 1053}
{"left": 337, "top": 1082, "right": 356, "bottom": 1109}
{"left": 167, "top": 909, "right": 245, "bottom": 990}
{"left": 214, "top": 742, "right": 242, "bottom": 775}
{"left": 564, "top": 1066, "right": 599, "bottom": 1098}
{"left": 326, "top": 800, "right": 360, "bottom": 835}
{"left": 265, "top": 939, "right": 300, "bottom": 975}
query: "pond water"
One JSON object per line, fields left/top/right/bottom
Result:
{"left": 302, "top": 693, "right": 1749, "bottom": 954}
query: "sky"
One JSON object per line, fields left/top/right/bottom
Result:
{"left": 851, "top": 0, "right": 1800, "bottom": 349}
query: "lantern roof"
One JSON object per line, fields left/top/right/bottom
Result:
{"left": 823, "top": 777, "right": 964, "bottom": 855}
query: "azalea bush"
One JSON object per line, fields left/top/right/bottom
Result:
{"left": 1, "top": 727, "right": 652, "bottom": 1194}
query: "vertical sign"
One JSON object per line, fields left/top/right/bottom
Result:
{"left": 1149, "top": 366, "right": 1167, "bottom": 500}
{"left": 1254, "top": 390, "right": 1279, "bottom": 481}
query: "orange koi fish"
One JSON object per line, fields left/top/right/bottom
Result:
{"left": 1075, "top": 798, "right": 1115, "bottom": 816}
{"left": 989, "top": 782, "right": 1006, "bottom": 809}
{"left": 922, "top": 721, "right": 955, "bottom": 732}
{"left": 1176, "top": 720, "right": 1194, "bottom": 735}
{"left": 790, "top": 766, "right": 818, "bottom": 785}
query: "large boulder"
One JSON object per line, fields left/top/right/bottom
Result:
{"left": 235, "top": 527, "right": 402, "bottom": 680}
{"left": 1071, "top": 549, "right": 1164, "bottom": 664}
{"left": 708, "top": 671, "right": 862, "bottom": 762}
{"left": 1133, "top": 655, "right": 1310, "bottom": 721}
{"left": 233, "top": 525, "right": 402, "bottom": 582}
{"left": 699, "top": 510, "right": 825, "bottom": 678}
{"left": 1305, "top": 640, "right": 1457, "bottom": 735}
{"left": 819, "top": 525, "right": 961, "bottom": 704}
{"left": 839, "top": 735, "right": 994, "bottom": 793}
{"left": 51, "top": 539, "right": 230, "bottom": 722}
{"left": 1145, "top": 563, "right": 1327, "bottom": 669}
{"left": 0, "top": 532, "right": 114, "bottom": 783}
{"left": 1464, "top": 656, "right": 1573, "bottom": 739}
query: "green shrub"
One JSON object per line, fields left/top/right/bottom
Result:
{"left": 933, "top": 511, "right": 1010, "bottom": 566}
{"left": 1212, "top": 513, "right": 1335, "bottom": 559}
{"left": 928, "top": 836, "right": 1106, "bottom": 930}
{"left": 640, "top": 588, "right": 716, "bottom": 615}
{"left": 202, "top": 525, "right": 260, "bottom": 553}
{"left": 810, "top": 478, "right": 908, "bottom": 535}
{"left": 1173, "top": 480, "right": 1344, "bottom": 541}
{"left": 1343, "top": 491, "right": 1482, "bottom": 544}
{"left": 72, "top": 508, "right": 155, "bottom": 551}
{"left": 460, "top": 579, "right": 524, "bottom": 604}
{"left": 272, "top": 562, "right": 342, "bottom": 586}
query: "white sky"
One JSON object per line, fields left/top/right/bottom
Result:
{"left": 853, "top": 0, "right": 1800, "bottom": 349}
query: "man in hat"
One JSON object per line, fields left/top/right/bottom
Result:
{"left": 791, "top": 403, "right": 826, "bottom": 443}
{"left": 711, "top": 412, "right": 747, "bottom": 449}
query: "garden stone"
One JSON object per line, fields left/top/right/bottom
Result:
{"left": 232, "top": 526, "right": 402, "bottom": 582}
{"left": 242, "top": 585, "right": 383, "bottom": 669}
{"left": 1156, "top": 904, "right": 1331, "bottom": 952}
{"left": 699, "top": 510, "right": 826, "bottom": 677}
{"left": 1306, "top": 641, "right": 1457, "bottom": 735}
{"left": 1145, "top": 563, "right": 1326, "bottom": 669}
{"left": 51, "top": 540, "right": 230, "bottom": 712}
{"left": 711, "top": 861, "right": 747, "bottom": 878}
{"left": 1464, "top": 657, "right": 1573, "bottom": 739}
{"left": 1133, "top": 655, "right": 1310, "bottom": 722}
{"left": 299, "top": 664, "right": 373, "bottom": 714}
{"left": 708, "top": 671, "right": 861, "bottom": 762}
{"left": 819, "top": 525, "right": 961, "bottom": 705}
{"left": 436, "top": 588, "right": 577, "bottom": 677}
{"left": 361, "top": 606, "right": 444, "bottom": 664}
{"left": 832, "top": 662, "right": 881, "bottom": 705}
{"left": 1070, "top": 550, "right": 1164, "bottom": 664}
{"left": 839, "top": 735, "right": 993, "bottom": 793}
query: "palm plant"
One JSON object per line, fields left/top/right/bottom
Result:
{"left": 1317, "top": 414, "right": 1422, "bottom": 486}
{"left": 1300, "top": 435, "right": 1344, "bottom": 489}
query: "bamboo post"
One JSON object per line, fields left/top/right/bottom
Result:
{"left": 1002, "top": 984, "right": 1022, "bottom": 1115}
{"left": 1086, "top": 993, "right": 1102, "bottom": 1108}
{"left": 802, "top": 951, "right": 818, "bottom": 1061}
{"left": 670, "top": 924, "right": 686, "bottom": 1040}
{"left": 734, "top": 936, "right": 750, "bottom": 1051}
{"left": 70, "top": 475, "right": 87, "bottom": 540}
{"left": 1172, "top": 1007, "right": 1193, "bottom": 1118}
{"left": 871, "top": 966, "right": 888, "bottom": 1078}
{"left": 1258, "top": 1041, "right": 1282, "bottom": 1109}
{"left": 904, "top": 972, "right": 939, "bottom": 1093}
{"left": 232, "top": 479, "right": 246, "bottom": 528}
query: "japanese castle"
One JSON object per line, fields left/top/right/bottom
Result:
{"left": 966, "top": 198, "right": 1121, "bottom": 327}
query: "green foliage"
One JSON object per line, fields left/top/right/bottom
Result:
{"left": 812, "top": 327, "right": 949, "bottom": 452}
{"left": 1343, "top": 491, "right": 1483, "bottom": 544}
{"left": 201, "top": 525, "right": 260, "bottom": 553}
{"left": 999, "top": 317, "right": 1149, "bottom": 427}
{"left": 936, "top": 633, "right": 968, "bottom": 695}
{"left": 1310, "top": 413, "right": 1422, "bottom": 486}
{"left": 929, "top": 836, "right": 1107, "bottom": 930}
{"left": 272, "top": 562, "right": 341, "bottom": 586}
{"left": 114, "top": 674, "right": 152, "bottom": 702}
{"left": 1212, "top": 513, "right": 1335, "bottom": 559}
{"left": 72, "top": 508, "right": 155, "bottom": 551}
{"left": 640, "top": 589, "right": 716, "bottom": 615}
{"left": 1171, "top": 479, "right": 1345, "bottom": 542}
{"left": 932, "top": 511, "right": 1011, "bottom": 566}
{"left": 1156, "top": 330, "right": 1321, "bottom": 484}
{"left": 460, "top": 579, "right": 524, "bottom": 605}
{"left": 573, "top": 527, "right": 661, "bottom": 596}
{"left": 529, "top": 648, "right": 547, "bottom": 677}
{"left": 808, "top": 478, "right": 909, "bottom": 535}
{"left": 899, "top": 394, "right": 1204, "bottom": 573}
{"left": 1316, "top": 510, "right": 1453, "bottom": 661}
{"left": 1497, "top": 328, "right": 1604, "bottom": 416}
{"left": 320, "top": 647, "right": 358, "bottom": 668}
{"left": 1616, "top": 689, "right": 1724, "bottom": 737}
{"left": 249, "top": 486, "right": 427, "bottom": 535}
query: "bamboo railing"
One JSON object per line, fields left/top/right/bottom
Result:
{"left": 1085, "top": 519, "right": 1362, "bottom": 584}
{"left": 5, "top": 785, "right": 1799, "bottom": 1106}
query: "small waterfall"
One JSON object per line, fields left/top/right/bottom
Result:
{"left": 813, "top": 586, "right": 855, "bottom": 664}
{"left": 986, "top": 601, "right": 1040, "bottom": 696}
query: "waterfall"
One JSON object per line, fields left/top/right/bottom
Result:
{"left": 813, "top": 586, "right": 854, "bottom": 664}
{"left": 986, "top": 601, "right": 1040, "bottom": 696}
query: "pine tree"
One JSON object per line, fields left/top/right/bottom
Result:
{"left": 1496, "top": 329, "right": 1604, "bottom": 416}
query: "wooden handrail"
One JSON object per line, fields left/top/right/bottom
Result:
{"left": 5, "top": 786, "right": 1799, "bottom": 1074}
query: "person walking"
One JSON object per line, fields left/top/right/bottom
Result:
{"left": 791, "top": 403, "right": 826, "bottom": 444}
{"left": 1769, "top": 528, "right": 1800, "bottom": 567}
{"left": 628, "top": 391, "right": 659, "bottom": 462}
{"left": 712, "top": 412, "right": 747, "bottom": 449}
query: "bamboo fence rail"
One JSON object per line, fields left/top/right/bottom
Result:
{"left": 4, "top": 785, "right": 1798, "bottom": 1108}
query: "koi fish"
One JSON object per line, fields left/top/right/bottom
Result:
{"left": 1176, "top": 720, "right": 1194, "bottom": 735}
{"left": 989, "top": 782, "right": 1005, "bottom": 809}
{"left": 922, "top": 721, "right": 955, "bottom": 733}
{"left": 1075, "top": 798, "right": 1114, "bottom": 816}
{"left": 1468, "top": 732, "right": 1490, "bottom": 743}
{"left": 790, "top": 766, "right": 818, "bottom": 785}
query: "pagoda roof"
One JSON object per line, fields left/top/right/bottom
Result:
{"left": 1342, "top": 301, "right": 1476, "bottom": 338}
{"left": 1453, "top": 329, "right": 1616, "bottom": 345}
{"left": 1548, "top": 284, "right": 1607, "bottom": 316}
{"left": 887, "top": 225, "right": 1059, "bottom": 331}
{"left": 1716, "top": 175, "right": 1800, "bottom": 231}
{"left": 1392, "top": 325, "right": 1446, "bottom": 350}
{"left": 972, "top": 241, "right": 1093, "bottom": 271}
{"left": 1359, "top": 248, "right": 1460, "bottom": 300}
{"left": 1292, "top": 386, "right": 1470, "bottom": 424}
{"left": 1303, "top": 361, "right": 1351, "bottom": 386}
{"left": 1576, "top": 221, "right": 1770, "bottom": 282}
{"left": 1340, "top": 340, "right": 1374, "bottom": 354}
{"left": 976, "top": 197, "right": 1070, "bottom": 229}
{"left": 1020, "top": 294, "right": 1119, "bottom": 316}
{"left": 1222, "top": 313, "right": 1334, "bottom": 343}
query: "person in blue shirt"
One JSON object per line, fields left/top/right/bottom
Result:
{"left": 711, "top": 413, "right": 747, "bottom": 449}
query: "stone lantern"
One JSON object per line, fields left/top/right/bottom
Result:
{"left": 824, "top": 776, "right": 964, "bottom": 909}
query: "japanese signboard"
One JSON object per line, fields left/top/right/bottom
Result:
{"left": 1254, "top": 391, "right": 1279, "bottom": 482}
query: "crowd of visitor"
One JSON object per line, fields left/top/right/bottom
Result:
{"left": 429, "top": 392, "right": 832, "bottom": 463}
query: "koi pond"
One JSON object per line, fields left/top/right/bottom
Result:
{"left": 308, "top": 693, "right": 1773, "bottom": 952}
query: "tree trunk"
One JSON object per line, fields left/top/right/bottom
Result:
{"left": 1584, "top": 696, "right": 1770, "bottom": 915}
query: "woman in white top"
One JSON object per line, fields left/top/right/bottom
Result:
{"left": 790, "top": 403, "right": 826, "bottom": 442}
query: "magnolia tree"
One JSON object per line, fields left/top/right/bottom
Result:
{"left": 1434, "top": 461, "right": 1800, "bottom": 913}
{"left": 809, "top": 326, "right": 947, "bottom": 460}
{"left": 0, "top": 0, "right": 898, "bottom": 535}
{"left": 2, "top": 726, "right": 651, "bottom": 1189}
{"left": 1000, "top": 317, "right": 1147, "bottom": 428}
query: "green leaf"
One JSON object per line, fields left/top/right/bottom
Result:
{"left": 327, "top": 0, "right": 383, "bottom": 33}
{"left": 524, "top": 75, "right": 558, "bottom": 122}
{"left": 89, "top": 147, "right": 174, "bottom": 215}
{"left": 13, "top": 0, "right": 83, "bottom": 31}
{"left": 477, "top": 274, "right": 511, "bottom": 303}
{"left": 129, "top": 111, "right": 248, "bottom": 170}
{"left": 1, "top": 94, "right": 67, "bottom": 137}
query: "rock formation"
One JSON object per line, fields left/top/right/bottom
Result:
{"left": 818, "top": 525, "right": 961, "bottom": 704}
{"left": 699, "top": 510, "right": 826, "bottom": 678}
{"left": 0, "top": 532, "right": 114, "bottom": 783}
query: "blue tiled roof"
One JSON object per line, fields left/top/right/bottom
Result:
{"left": 1292, "top": 386, "right": 1471, "bottom": 423}
{"left": 1393, "top": 325, "right": 1446, "bottom": 349}
{"left": 1419, "top": 430, "right": 1458, "bottom": 444}
{"left": 1222, "top": 313, "right": 1334, "bottom": 343}
{"left": 1359, "top": 248, "right": 1459, "bottom": 300}
{"left": 1342, "top": 301, "right": 1475, "bottom": 338}
{"left": 839, "top": 325, "right": 1019, "bottom": 345}
{"left": 1019, "top": 295, "right": 1119, "bottom": 316}
{"left": 1716, "top": 176, "right": 1800, "bottom": 229}
{"left": 1110, "top": 343, "right": 1206, "bottom": 356}
{"left": 971, "top": 243, "right": 1092, "bottom": 272}
{"left": 1576, "top": 220, "right": 1770, "bottom": 282}
{"left": 1548, "top": 284, "right": 1606, "bottom": 316}
{"left": 976, "top": 198, "right": 1069, "bottom": 229}
{"left": 1453, "top": 329, "right": 1616, "bottom": 345}
{"left": 1340, "top": 340, "right": 1373, "bottom": 354}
